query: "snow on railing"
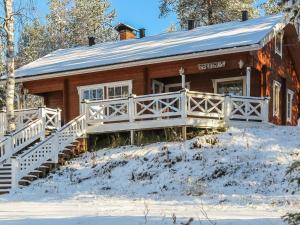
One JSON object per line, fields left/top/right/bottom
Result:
{"left": 11, "top": 114, "right": 86, "bottom": 189}
{"left": 0, "top": 119, "right": 45, "bottom": 164}
{"left": 84, "top": 90, "right": 269, "bottom": 125}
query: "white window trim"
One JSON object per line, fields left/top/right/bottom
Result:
{"left": 274, "top": 29, "right": 284, "bottom": 57}
{"left": 152, "top": 80, "right": 164, "bottom": 94}
{"left": 212, "top": 76, "right": 246, "bottom": 96}
{"left": 106, "top": 80, "right": 133, "bottom": 99}
{"left": 273, "top": 80, "right": 281, "bottom": 117}
{"left": 165, "top": 82, "right": 190, "bottom": 92}
{"left": 77, "top": 80, "right": 132, "bottom": 101}
{"left": 286, "top": 89, "right": 294, "bottom": 123}
{"left": 77, "top": 80, "right": 132, "bottom": 114}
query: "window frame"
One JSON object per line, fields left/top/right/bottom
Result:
{"left": 274, "top": 30, "right": 284, "bottom": 57}
{"left": 212, "top": 76, "right": 246, "bottom": 96}
{"left": 286, "top": 89, "right": 294, "bottom": 123}
{"left": 273, "top": 80, "right": 281, "bottom": 117}
{"left": 106, "top": 81, "right": 132, "bottom": 100}
{"left": 77, "top": 80, "right": 132, "bottom": 113}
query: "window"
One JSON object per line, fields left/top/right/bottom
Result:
{"left": 107, "top": 84, "right": 130, "bottom": 99}
{"left": 275, "top": 30, "right": 284, "bottom": 57}
{"left": 77, "top": 80, "right": 132, "bottom": 113}
{"left": 273, "top": 80, "right": 281, "bottom": 117}
{"left": 212, "top": 77, "right": 246, "bottom": 96}
{"left": 286, "top": 89, "right": 294, "bottom": 123}
{"left": 82, "top": 88, "right": 104, "bottom": 101}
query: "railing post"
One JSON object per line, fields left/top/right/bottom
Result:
{"left": 181, "top": 89, "right": 188, "bottom": 120}
{"left": 52, "top": 129, "right": 59, "bottom": 163}
{"left": 128, "top": 94, "right": 136, "bottom": 145}
{"left": 38, "top": 106, "right": 46, "bottom": 140}
{"left": 180, "top": 89, "right": 188, "bottom": 141}
{"left": 128, "top": 94, "right": 136, "bottom": 123}
{"left": 262, "top": 97, "right": 270, "bottom": 123}
{"left": 57, "top": 108, "right": 62, "bottom": 129}
{"left": 5, "top": 134, "right": 13, "bottom": 156}
{"left": 10, "top": 157, "right": 19, "bottom": 191}
{"left": 224, "top": 94, "right": 232, "bottom": 125}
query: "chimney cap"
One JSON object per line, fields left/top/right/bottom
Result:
{"left": 88, "top": 36, "right": 96, "bottom": 46}
{"left": 139, "top": 28, "right": 146, "bottom": 38}
{"left": 187, "top": 19, "right": 195, "bottom": 30}
{"left": 114, "top": 23, "right": 138, "bottom": 32}
{"left": 242, "top": 10, "right": 249, "bottom": 21}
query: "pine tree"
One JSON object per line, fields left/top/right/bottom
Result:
{"left": 262, "top": 0, "right": 283, "bottom": 15}
{"left": 69, "top": 0, "right": 118, "bottom": 46}
{"left": 47, "top": 0, "right": 72, "bottom": 50}
{"left": 16, "top": 19, "right": 49, "bottom": 68}
{"left": 159, "top": 0, "right": 257, "bottom": 28}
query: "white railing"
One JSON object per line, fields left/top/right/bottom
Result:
{"left": 84, "top": 90, "right": 269, "bottom": 125}
{"left": 187, "top": 91, "right": 225, "bottom": 119}
{"left": 43, "top": 108, "right": 61, "bottom": 129}
{"left": 0, "top": 110, "right": 6, "bottom": 137}
{"left": 228, "top": 96, "right": 269, "bottom": 122}
{"left": 11, "top": 114, "right": 86, "bottom": 189}
{"left": 15, "top": 108, "right": 39, "bottom": 129}
{"left": 85, "top": 98, "right": 129, "bottom": 123}
{"left": 0, "top": 107, "right": 61, "bottom": 135}
{"left": 0, "top": 119, "right": 45, "bottom": 164}
{"left": 134, "top": 92, "right": 182, "bottom": 120}
{"left": 0, "top": 137, "right": 9, "bottom": 163}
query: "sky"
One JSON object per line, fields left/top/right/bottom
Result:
{"left": 34, "top": 0, "right": 178, "bottom": 36}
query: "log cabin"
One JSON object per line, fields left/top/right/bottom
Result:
{"left": 1, "top": 13, "right": 300, "bottom": 193}
{"left": 10, "top": 14, "right": 300, "bottom": 128}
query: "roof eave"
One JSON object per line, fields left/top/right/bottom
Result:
{"left": 5, "top": 44, "right": 262, "bottom": 84}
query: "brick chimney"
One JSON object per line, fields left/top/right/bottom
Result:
{"left": 115, "top": 23, "right": 138, "bottom": 40}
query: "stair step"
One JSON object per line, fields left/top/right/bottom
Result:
{"left": 0, "top": 172, "right": 11, "bottom": 176}
{"left": 0, "top": 180, "right": 11, "bottom": 185}
{"left": 19, "top": 179, "right": 31, "bottom": 186}
{"left": 24, "top": 175, "right": 38, "bottom": 179}
{"left": 0, "top": 167, "right": 11, "bottom": 171}
{"left": 0, "top": 183, "right": 11, "bottom": 187}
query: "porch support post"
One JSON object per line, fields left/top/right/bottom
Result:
{"left": 262, "top": 97, "right": 270, "bottom": 123}
{"left": 181, "top": 89, "right": 187, "bottom": 141}
{"left": 129, "top": 95, "right": 136, "bottom": 145}
{"left": 179, "top": 67, "right": 185, "bottom": 89}
{"left": 10, "top": 157, "right": 18, "bottom": 191}
{"left": 130, "top": 130, "right": 134, "bottom": 145}
{"left": 63, "top": 79, "right": 69, "bottom": 123}
{"left": 246, "top": 67, "right": 251, "bottom": 96}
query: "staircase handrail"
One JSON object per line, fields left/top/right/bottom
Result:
{"left": 0, "top": 118, "right": 45, "bottom": 163}
{"left": 12, "top": 114, "right": 86, "bottom": 189}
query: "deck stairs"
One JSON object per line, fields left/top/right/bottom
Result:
{"left": 0, "top": 108, "right": 86, "bottom": 194}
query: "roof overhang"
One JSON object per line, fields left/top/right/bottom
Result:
{"left": 6, "top": 44, "right": 262, "bottom": 84}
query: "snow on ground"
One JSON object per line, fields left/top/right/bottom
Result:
{"left": 0, "top": 126, "right": 300, "bottom": 225}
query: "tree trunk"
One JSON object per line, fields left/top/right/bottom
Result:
{"left": 207, "top": 0, "right": 213, "bottom": 25}
{"left": 4, "top": 0, "right": 16, "bottom": 133}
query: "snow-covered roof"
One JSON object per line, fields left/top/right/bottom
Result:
{"left": 15, "top": 14, "right": 284, "bottom": 79}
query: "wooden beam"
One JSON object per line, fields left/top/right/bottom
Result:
{"left": 63, "top": 79, "right": 69, "bottom": 123}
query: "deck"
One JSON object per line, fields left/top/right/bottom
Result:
{"left": 83, "top": 90, "right": 270, "bottom": 134}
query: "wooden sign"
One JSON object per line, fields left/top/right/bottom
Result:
{"left": 198, "top": 61, "right": 226, "bottom": 71}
